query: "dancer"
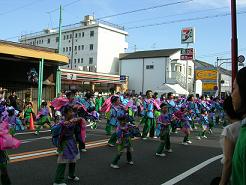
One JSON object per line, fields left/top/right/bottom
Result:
{"left": 155, "top": 102, "right": 172, "bottom": 157}
{"left": 110, "top": 116, "right": 134, "bottom": 169}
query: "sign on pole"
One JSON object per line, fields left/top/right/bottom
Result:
{"left": 181, "top": 27, "right": 195, "bottom": 44}
{"left": 180, "top": 48, "right": 194, "bottom": 60}
{"left": 238, "top": 55, "right": 245, "bottom": 63}
{"left": 67, "top": 73, "right": 77, "bottom": 80}
{"left": 120, "top": 75, "right": 126, "bottom": 82}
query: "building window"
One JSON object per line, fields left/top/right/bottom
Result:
{"left": 75, "top": 65, "right": 76, "bottom": 68}
{"left": 63, "top": 47, "right": 65, "bottom": 52}
{"left": 81, "top": 45, "right": 84, "bottom": 50}
{"left": 78, "top": 45, "right": 80, "bottom": 50}
{"left": 146, "top": 65, "right": 154, "bottom": 70}
{"left": 89, "top": 66, "right": 96, "bottom": 72}
{"left": 66, "top": 35, "right": 69, "bottom": 39}
{"left": 90, "top": 31, "right": 94, "bottom": 37}
{"left": 179, "top": 66, "right": 182, "bottom": 72}
{"left": 89, "top": 57, "right": 93, "bottom": 64}
{"left": 41, "top": 40, "right": 43, "bottom": 44}
{"left": 82, "top": 32, "right": 84, "bottom": 37}
{"left": 56, "top": 37, "right": 59, "bottom": 42}
{"left": 66, "top": 47, "right": 68, "bottom": 52}
{"left": 74, "top": 59, "right": 77, "bottom": 63}
{"left": 75, "top": 33, "right": 77, "bottom": 38}
{"left": 78, "top": 58, "right": 80, "bottom": 63}
{"left": 188, "top": 67, "right": 192, "bottom": 76}
{"left": 89, "top": 44, "right": 93, "bottom": 50}
{"left": 81, "top": 58, "right": 83, "bottom": 63}
{"left": 69, "top": 47, "right": 71, "bottom": 51}
{"left": 69, "top": 59, "right": 71, "bottom": 63}
{"left": 38, "top": 40, "right": 41, "bottom": 44}
{"left": 63, "top": 35, "right": 66, "bottom": 40}
{"left": 79, "top": 33, "right": 81, "bottom": 37}
{"left": 47, "top": 38, "right": 50, "bottom": 44}
{"left": 75, "top": 46, "right": 77, "bottom": 51}
{"left": 83, "top": 66, "right": 87, "bottom": 71}
{"left": 70, "top": 34, "right": 72, "bottom": 39}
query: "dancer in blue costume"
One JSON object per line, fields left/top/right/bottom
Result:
{"left": 108, "top": 96, "right": 126, "bottom": 146}
{"left": 186, "top": 95, "right": 200, "bottom": 129}
{"left": 155, "top": 102, "right": 173, "bottom": 157}
{"left": 35, "top": 101, "right": 52, "bottom": 135}
{"left": 166, "top": 92, "right": 178, "bottom": 133}
{"left": 110, "top": 115, "right": 134, "bottom": 169}
{"left": 53, "top": 105, "right": 84, "bottom": 185}
{"left": 141, "top": 90, "right": 160, "bottom": 139}
{"left": 197, "top": 108, "right": 209, "bottom": 140}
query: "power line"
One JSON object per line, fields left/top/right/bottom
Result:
{"left": 0, "top": 0, "right": 41, "bottom": 16}
{"left": 126, "top": 10, "right": 246, "bottom": 29}
{"left": 96, "top": 0, "right": 193, "bottom": 20}
{"left": 47, "top": 0, "right": 82, "bottom": 13}
{"left": 196, "top": 48, "right": 246, "bottom": 59}
{"left": 121, "top": 6, "right": 230, "bottom": 25}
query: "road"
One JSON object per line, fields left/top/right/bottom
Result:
{"left": 6, "top": 121, "right": 223, "bottom": 185}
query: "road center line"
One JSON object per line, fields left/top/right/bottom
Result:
{"left": 161, "top": 154, "right": 223, "bottom": 185}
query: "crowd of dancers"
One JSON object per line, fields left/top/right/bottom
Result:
{"left": 0, "top": 88, "right": 226, "bottom": 185}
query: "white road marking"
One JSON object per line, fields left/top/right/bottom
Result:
{"left": 10, "top": 140, "right": 108, "bottom": 160}
{"left": 21, "top": 136, "right": 52, "bottom": 144}
{"left": 161, "top": 154, "right": 223, "bottom": 185}
{"left": 15, "top": 130, "right": 51, "bottom": 135}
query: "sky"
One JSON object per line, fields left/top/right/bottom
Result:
{"left": 0, "top": 0, "right": 246, "bottom": 68}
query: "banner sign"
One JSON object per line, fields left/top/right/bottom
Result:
{"left": 181, "top": 27, "right": 195, "bottom": 44}
{"left": 195, "top": 70, "right": 217, "bottom": 80}
{"left": 180, "top": 48, "right": 194, "bottom": 60}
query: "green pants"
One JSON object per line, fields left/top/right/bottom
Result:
{"left": 36, "top": 116, "right": 51, "bottom": 134}
{"left": 105, "top": 121, "right": 112, "bottom": 135}
{"left": 0, "top": 164, "right": 11, "bottom": 185}
{"left": 108, "top": 132, "right": 117, "bottom": 146}
{"left": 112, "top": 149, "right": 132, "bottom": 165}
{"left": 142, "top": 117, "right": 155, "bottom": 138}
{"left": 54, "top": 163, "right": 75, "bottom": 184}
{"left": 156, "top": 126, "right": 171, "bottom": 154}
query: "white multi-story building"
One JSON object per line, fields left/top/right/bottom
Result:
{"left": 119, "top": 49, "right": 194, "bottom": 94}
{"left": 19, "top": 15, "right": 128, "bottom": 74}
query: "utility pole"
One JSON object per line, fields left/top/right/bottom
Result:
{"left": 56, "top": 5, "right": 62, "bottom": 97}
{"left": 216, "top": 57, "right": 231, "bottom": 98}
{"left": 231, "top": 0, "right": 238, "bottom": 88}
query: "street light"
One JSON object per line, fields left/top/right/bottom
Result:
{"left": 216, "top": 57, "right": 231, "bottom": 98}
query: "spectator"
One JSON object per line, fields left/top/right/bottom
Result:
{"left": 8, "top": 91, "right": 17, "bottom": 109}
{"left": 231, "top": 67, "right": 246, "bottom": 185}
{"left": 219, "top": 96, "right": 242, "bottom": 185}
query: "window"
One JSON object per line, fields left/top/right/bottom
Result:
{"left": 89, "top": 57, "right": 93, "bottom": 64}
{"left": 81, "top": 45, "right": 84, "bottom": 50}
{"left": 69, "top": 47, "right": 71, "bottom": 51}
{"left": 75, "top": 65, "right": 76, "bottom": 68}
{"left": 89, "top": 44, "right": 93, "bottom": 50}
{"left": 75, "top": 33, "right": 77, "bottom": 38}
{"left": 89, "top": 66, "right": 96, "bottom": 72}
{"left": 66, "top": 47, "right": 68, "bottom": 52}
{"left": 39, "top": 40, "right": 41, "bottom": 44}
{"left": 171, "top": 63, "right": 176, "bottom": 72}
{"left": 82, "top": 32, "right": 84, "bottom": 37}
{"left": 75, "top": 46, "right": 77, "bottom": 51}
{"left": 81, "top": 58, "right": 83, "bottom": 63}
{"left": 74, "top": 59, "right": 77, "bottom": 63}
{"left": 188, "top": 67, "right": 192, "bottom": 76}
{"left": 179, "top": 66, "right": 182, "bottom": 72}
{"left": 47, "top": 38, "right": 50, "bottom": 44}
{"left": 69, "top": 59, "right": 71, "bottom": 63}
{"left": 41, "top": 40, "right": 43, "bottom": 44}
{"left": 63, "top": 35, "right": 66, "bottom": 40}
{"left": 63, "top": 47, "right": 65, "bottom": 52}
{"left": 90, "top": 31, "right": 94, "bottom": 37}
{"left": 79, "top": 33, "right": 81, "bottom": 37}
{"left": 146, "top": 65, "right": 154, "bottom": 70}
{"left": 78, "top": 58, "right": 80, "bottom": 63}
{"left": 83, "top": 66, "right": 88, "bottom": 71}
{"left": 66, "top": 35, "right": 69, "bottom": 39}
{"left": 78, "top": 45, "right": 81, "bottom": 50}
{"left": 56, "top": 37, "right": 59, "bottom": 42}
{"left": 70, "top": 34, "right": 72, "bottom": 39}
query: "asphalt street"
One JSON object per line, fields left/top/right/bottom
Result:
{"left": 6, "top": 121, "right": 223, "bottom": 185}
